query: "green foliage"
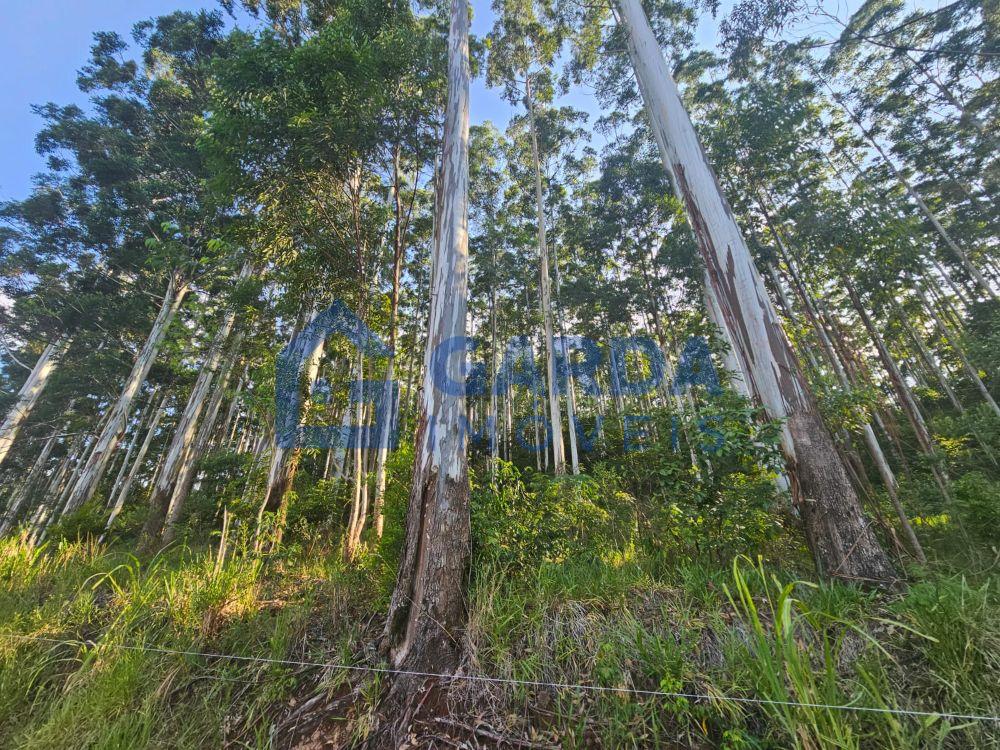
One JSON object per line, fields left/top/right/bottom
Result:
{"left": 44, "top": 502, "right": 108, "bottom": 544}
{"left": 952, "top": 473, "right": 1000, "bottom": 546}
{"left": 472, "top": 460, "right": 637, "bottom": 568}
{"left": 0, "top": 537, "right": 376, "bottom": 749}
{"left": 609, "top": 399, "right": 790, "bottom": 565}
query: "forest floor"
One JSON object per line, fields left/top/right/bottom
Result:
{"left": 1, "top": 532, "right": 999, "bottom": 749}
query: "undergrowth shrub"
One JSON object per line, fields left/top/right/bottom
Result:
{"left": 45, "top": 501, "right": 107, "bottom": 543}
{"left": 472, "top": 460, "right": 637, "bottom": 568}
{"left": 610, "top": 399, "right": 789, "bottom": 564}
{"left": 952, "top": 472, "right": 1000, "bottom": 545}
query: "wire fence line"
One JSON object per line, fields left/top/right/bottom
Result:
{"left": 3, "top": 633, "right": 999, "bottom": 724}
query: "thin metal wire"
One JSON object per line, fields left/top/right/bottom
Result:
{"left": 4, "top": 633, "right": 999, "bottom": 724}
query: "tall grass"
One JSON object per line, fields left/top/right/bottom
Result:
{"left": 0, "top": 534, "right": 378, "bottom": 748}
{"left": 1, "top": 535, "right": 998, "bottom": 747}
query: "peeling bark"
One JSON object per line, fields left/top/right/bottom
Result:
{"left": 382, "top": 0, "right": 471, "bottom": 723}
{"left": 615, "top": 0, "right": 895, "bottom": 584}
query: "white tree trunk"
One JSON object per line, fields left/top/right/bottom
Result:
{"left": 143, "top": 290, "right": 242, "bottom": 544}
{"left": 101, "top": 390, "right": 169, "bottom": 540}
{"left": 106, "top": 389, "right": 159, "bottom": 507}
{"left": 0, "top": 337, "right": 70, "bottom": 468}
{"left": 615, "top": 0, "right": 894, "bottom": 583}
{"left": 373, "top": 163, "right": 407, "bottom": 538}
{"left": 257, "top": 326, "right": 325, "bottom": 543}
{"left": 63, "top": 272, "right": 187, "bottom": 513}
{"left": 525, "top": 77, "right": 566, "bottom": 475}
{"left": 162, "top": 333, "right": 244, "bottom": 543}
{"left": 384, "top": 0, "right": 471, "bottom": 685}
{"left": 551, "top": 250, "right": 580, "bottom": 474}
{"left": 345, "top": 352, "right": 368, "bottom": 560}
{"left": 0, "top": 421, "right": 61, "bottom": 535}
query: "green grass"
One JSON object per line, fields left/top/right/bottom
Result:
{"left": 0, "top": 533, "right": 998, "bottom": 748}
{"left": 0, "top": 532, "right": 384, "bottom": 748}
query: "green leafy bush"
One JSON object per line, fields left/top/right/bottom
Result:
{"left": 472, "top": 460, "right": 637, "bottom": 567}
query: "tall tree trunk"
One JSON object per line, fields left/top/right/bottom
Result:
{"left": 615, "top": 0, "right": 895, "bottom": 584}
{"left": 102, "top": 390, "right": 169, "bottom": 540}
{"left": 844, "top": 278, "right": 955, "bottom": 507}
{"left": 62, "top": 272, "right": 187, "bottom": 513}
{"left": 162, "top": 334, "right": 243, "bottom": 544}
{"left": 142, "top": 295, "right": 241, "bottom": 545}
{"left": 383, "top": 0, "right": 471, "bottom": 720}
{"left": 552, "top": 255, "right": 580, "bottom": 474}
{"left": 373, "top": 150, "right": 407, "bottom": 539}
{"left": 525, "top": 76, "right": 566, "bottom": 475}
{"left": 256, "top": 327, "right": 325, "bottom": 548}
{"left": 106, "top": 389, "right": 159, "bottom": 508}
{"left": 488, "top": 258, "right": 500, "bottom": 472}
{"left": 221, "top": 370, "right": 246, "bottom": 448}
{"left": 344, "top": 353, "right": 368, "bottom": 560}
{"left": 0, "top": 420, "right": 62, "bottom": 535}
{"left": 761, "top": 212, "right": 922, "bottom": 558}
{"left": 916, "top": 283, "right": 1000, "bottom": 419}
{"left": 0, "top": 337, "right": 70, "bottom": 468}
{"left": 894, "top": 299, "right": 964, "bottom": 412}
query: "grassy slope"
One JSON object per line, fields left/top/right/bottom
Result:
{"left": 1, "top": 532, "right": 998, "bottom": 749}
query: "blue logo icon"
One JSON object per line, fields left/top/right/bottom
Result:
{"left": 274, "top": 300, "right": 397, "bottom": 450}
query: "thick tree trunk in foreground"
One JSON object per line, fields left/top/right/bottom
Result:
{"left": 762, "top": 216, "right": 923, "bottom": 561}
{"left": 615, "top": 0, "right": 895, "bottom": 584}
{"left": 63, "top": 272, "right": 187, "bottom": 514}
{"left": 383, "top": 0, "right": 471, "bottom": 714}
{"left": 0, "top": 337, "right": 70, "bottom": 468}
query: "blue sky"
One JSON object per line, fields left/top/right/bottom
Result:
{"left": 0, "top": 1, "right": 724, "bottom": 202}
{"left": 0, "top": 1, "right": 214, "bottom": 201}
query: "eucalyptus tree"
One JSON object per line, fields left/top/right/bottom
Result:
{"left": 686, "top": 50, "right": 931, "bottom": 561}
{"left": 0, "top": 180, "right": 102, "bottom": 470}
{"left": 208, "top": 0, "right": 444, "bottom": 555}
{"left": 487, "top": 0, "right": 570, "bottom": 473}
{"left": 469, "top": 123, "right": 508, "bottom": 467}
{"left": 56, "top": 13, "right": 236, "bottom": 516}
{"left": 562, "top": 0, "right": 896, "bottom": 582}
{"left": 722, "top": 0, "right": 997, "bottom": 301}
{"left": 383, "top": 0, "right": 471, "bottom": 696}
